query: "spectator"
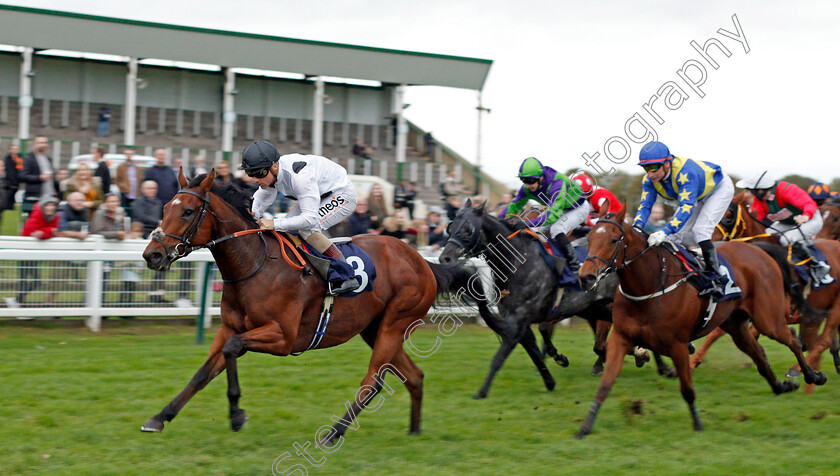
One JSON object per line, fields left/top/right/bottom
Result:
{"left": 53, "top": 169, "right": 69, "bottom": 201}
{"left": 115, "top": 148, "right": 145, "bottom": 215}
{"left": 91, "top": 193, "right": 127, "bottom": 240}
{"left": 91, "top": 146, "right": 111, "bottom": 196}
{"left": 643, "top": 202, "right": 667, "bottom": 233}
{"left": 61, "top": 162, "right": 103, "bottom": 219}
{"left": 3, "top": 143, "right": 22, "bottom": 213}
{"left": 352, "top": 139, "right": 366, "bottom": 158}
{"left": 132, "top": 180, "right": 162, "bottom": 238}
{"left": 362, "top": 146, "right": 373, "bottom": 160}
{"left": 347, "top": 197, "right": 375, "bottom": 235}
{"left": 424, "top": 131, "right": 435, "bottom": 159}
{"left": 5, "top": 196, "right": 61, "bottom": 315}
{"left": 440, "top": 170, "right": 462, "bottom": 201}
{"left": 171, "top": 158, "right": 183, "bottom": 178}
{"left": 494, "top": 192, "right": 514, "bottom": 216}
{"left": 380, "top": 209, "right": 411, "bottom": 243}
{"left": 55, "top": 192, "right": 91, "bottom": 239}
{"left": 96, "top": 106, "right": 112, "bottom": 137}
{"left": 394, "top": 179, "right": 417, "bottom": 219}
{"left": 426, "top": 207, "right": 448, "bottom": 250}
{"left": 408, "top": 218, "right": 428, "bottom": 248}
{"left": 214, "top": 160, "right": 243, "bottom": 189}
{"left": 114, "top": 221, "right": 146, "bottom": 315}
{"left": 144, "top": 148, "right": 179, "bottom": 209}
{"left": 190, "top": 156, "right": 208, "bottom": 177}
{"left": 445, "top": 195, "right": 462, "bottom": 221}
{"left": 367, "top": 183, "right": 389, "bottom": 230}
{"left": 19, "top": 135, "right": 55, "bottom": 216}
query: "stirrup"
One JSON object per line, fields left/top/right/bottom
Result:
{"left": 328, "top": 278, "right": 360, "bottom": 296}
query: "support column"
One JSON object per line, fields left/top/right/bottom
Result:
{"left": 124, "top": 57, "right": 138, "bottom": 146}
{"left": 312, "top": 76, "right": 324, "bottom": 156}
{"left": 475, "top": 91, "right": 490, "bottom": 195}
{"left": 395, "top": 84, "right": 407, "bottom": 164}
{"left": 221, "top": 68, "right": 236, "bottom": 159}
{"left": 18, "top": 47, "right": 33, "bottom": 141}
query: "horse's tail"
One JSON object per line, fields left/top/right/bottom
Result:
{"left": 751, "top": 242, "right": 827, "bottom": 321}
{"left": 426, "top": 261, "right": 507, "bottom": 334}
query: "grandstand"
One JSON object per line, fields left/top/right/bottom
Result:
{"left": 0, "top": 5, "right": 509, "bottom": 208}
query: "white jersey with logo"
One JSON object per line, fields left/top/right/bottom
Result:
{"left": 251, "top": 153, "right": 355, "bottom": 234}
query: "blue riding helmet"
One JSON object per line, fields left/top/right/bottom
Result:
{"left": 638, "top": 141, "right": 673, "bottom": 165}
{"left": 807, "top": 183, "right": 831, "bottom": 201}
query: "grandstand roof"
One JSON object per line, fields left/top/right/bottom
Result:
{"left": 0, "top": 4, "right": 492, "bottom": 90}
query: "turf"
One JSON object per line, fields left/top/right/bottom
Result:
{"left": 2, "top": 322, "right": 839, "bottom": 475}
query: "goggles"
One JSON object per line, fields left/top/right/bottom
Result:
{"left": 520, "top": 176, "right": 540, "bottom": 185}
{"left": 642, "top": 163, "right": 663, "bottom": 173}
{"left": 245, "top": 167, "right": 271, "bottom": 178}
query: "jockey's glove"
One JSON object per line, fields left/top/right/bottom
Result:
{"left": 647, "top": 230, "right": 668, "bottom": 247}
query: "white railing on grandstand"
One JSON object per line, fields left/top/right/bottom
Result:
{"left": 0, "top": 236, "right": 494, "bottom": 332}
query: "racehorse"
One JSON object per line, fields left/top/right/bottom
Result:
{"left": 816, "top": 201, "right": 840, "bottom": 240}
{"left": 438, "top": 200, "right": 618, "bottom": 398}
{"left": 696, "top": 195, "right": 840, "bottom": 385}
{"left": 575, "top": 204, "right": 826, "bottom": 438}
{"left": 140, "top": 170, "right": 492, "bottom": 442}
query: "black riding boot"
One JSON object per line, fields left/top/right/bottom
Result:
{"left": 554, "top": 232, "right": 581, "bottom": 273}
{"left": 698, "top": 240, "right": 724, "bottom": 299}
{"left": 323, "top": 244, "right": 361, "bottom": 296}
{"left": 793, "top": 241, "right": 832, "bottom": 283}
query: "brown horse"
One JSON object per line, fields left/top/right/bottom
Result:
{"left": 140, "top": 170, "right": 487, "bottom": 442}
{"left": 816, "top": 202, "right": 840, "bottom": 240}
{"left": 574, "top": 204, "right": 826, "bottom": 438}
{"left": 696, "top": 195, "right": 840, "bottom": 385}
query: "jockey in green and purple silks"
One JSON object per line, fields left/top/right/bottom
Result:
{"left": 499, "top": 156, "right": 585, "bottom": 271}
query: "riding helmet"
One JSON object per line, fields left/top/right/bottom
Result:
{"left": 239, "top": 140, "right": 280, "bottom": 171}
{"left": 518, "top": 157, "right": 544, "bottom": 178}
{"left": 638, "top": 141, "right": 673, "bottom": 165}
{"left": 807, "top": 182, "right": 832, "bottom": 201}
{"left": 735, "top": 171, "right": 775, "bottom": 190}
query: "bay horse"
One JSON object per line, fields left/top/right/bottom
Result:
{"left": 140, "top": 170, "right": 492, "bottom": 442}
{"left": 438, "top": 200, "right": 618, "bottom": 398}
{"left": 695, "top": 194, "right": 840, "bottom": 383}
{"left": 575, "top": 204, "right": 826, "bottom": 438}
{"left": 816, "top": 201, "right": 840, "bottom": 240}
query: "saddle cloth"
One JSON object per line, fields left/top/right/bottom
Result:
{"left": 289, "top": 234, "right": 377, "bottom": 296}
{"left": 537, "top": 239, "right": 586, "bottom": 292}
{"left": 668, "top": 242, "right": 742, "bottom": 302}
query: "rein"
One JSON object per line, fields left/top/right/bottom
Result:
{"left": 151, "top": 189, "right": 306, "bottom": 283}
{"left": 715, "top": 202, "right": 770, "bottom": 242}
{"left": 586, "top": 218, "right": 691, "bottom": 301}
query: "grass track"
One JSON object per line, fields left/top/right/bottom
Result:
{"left": 2, "top": 322, "right": 840, "bottom": 475}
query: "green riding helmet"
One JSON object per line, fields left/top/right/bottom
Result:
{"left": 518, "top": 157, "right": 544, "bottom": 178}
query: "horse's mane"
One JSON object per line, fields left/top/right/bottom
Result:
{"left": 187, "top": 174, "right": 256, "bottom": 225}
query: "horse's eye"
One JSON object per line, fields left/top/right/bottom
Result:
{"left": 610, "top": 238, "right": 619, "bottom": 245}
{"left": 183, "top": 208, "right": 194, "bottom": 218}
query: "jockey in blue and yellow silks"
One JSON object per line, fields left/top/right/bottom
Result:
{"left": 633, "top": 141, "right": 734, "bottom": 299}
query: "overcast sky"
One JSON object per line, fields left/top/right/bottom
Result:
{"left": 5, "top": 0, "right": 840, "bottom": 188}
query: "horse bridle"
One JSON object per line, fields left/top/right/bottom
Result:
{"left": 446, "top": 218, "right": 487, "bottom": 259}
{"left": 150, "top": 189, "right": 270, "bottom": 283}
{"left": 583, "top": 218, "right": 655, "bottom": 283}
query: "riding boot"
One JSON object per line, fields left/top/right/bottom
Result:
{"left": 553, "top": 232, "right": 581, "bottom": 273}
{"left": 322, "top": 244, "right": 361, "bottom": 295}
{"left": 793, "top": 241, "right": 832, "bottom": 283}
{"left": 698, "top": 240, "right": 724, "bottom": 299}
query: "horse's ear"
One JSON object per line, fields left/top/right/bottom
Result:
{"left": 178, "top": 167, "right": 188, "bottom": 189}
{"left": 464, "top": 198, "right": 472, "bottom": 209}
{"left": 477, "top": 200, "right": 486, "bottom": 211}
{"left": 599, "top": 201, "right": 610, "bottom": 218}
{"left": 199, "top": 168, "right": 217, "bottom": 192}
{"left": 617, "top": 201, "right": 627, "bottom": 223}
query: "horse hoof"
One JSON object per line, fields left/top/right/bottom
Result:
{"left": 591, "top": 364, "right": 604, "bottom": 376}
{"left": 473, "top": 392, "right": 488, "bottom": 400}
{"left": 555, "top": 354, "right": 570, "bottom": 367}
{"left": 835, "top": 365, "right": 840, "bottom": 375}
{"left": 574, "top": 429, "right": 589, "bottom": 439}
{"left": 231, "top": 409, "right": 248, "bottom": 432}
{"left": 140, "top": 418, "right": 164, "bottom": 433}
{"left": 634, "top": 349, "right": 650, "bottom": 368}
{"left": 545, "top": 379, "right": 556, "bottom": 392}
{"left": 693, "top": 421, "right": 704, "bottom": 431}
{"left": 813, "top": 371, "right": 828, "bottom": 386}
{"left": 688, "top": 343, "right": 696, "bottom": 355}
{"left": 785, "top": 368, "right": 800, "bottom": 379}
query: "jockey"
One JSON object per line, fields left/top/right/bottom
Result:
{"left": 571, "top": 171, "right": 622, "bottom": 225}
{"left": 499, "top": 157, "right": 585, "bottom": 271}
{"left": 242, "top": 140, "right": 360, "bottom": 295}
{"left": 633, "top": 141, "right": 734, "bottom": 299}
{"left": 807, "top": 182, "right": 840, "bottom": 206}
{"left": 738, "top": 172, "right": 832, "bottom": 283}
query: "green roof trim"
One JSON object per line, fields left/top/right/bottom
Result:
{"left": 0, "top": 4, "right": 493, "bottom": 65}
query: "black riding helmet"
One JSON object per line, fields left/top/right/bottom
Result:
{"left": 239, "top": 140, "right": 280, "bottom": 172}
